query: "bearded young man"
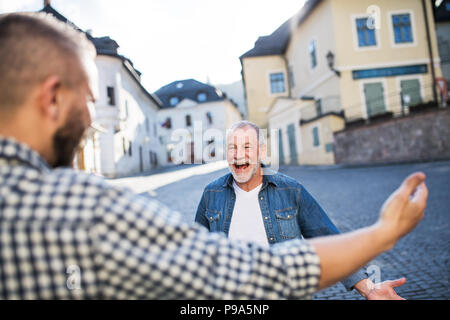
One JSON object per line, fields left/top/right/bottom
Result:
{"left": 195, "top": 121, "right": 410, "bottom": 299}
{"left": 0, "top": 12, "right": 428, "bottom": 300}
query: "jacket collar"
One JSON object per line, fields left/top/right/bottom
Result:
{"left": 222, "top": 163, "right": 279, "bottom": 189}
{"left": 0, "top": 136, "right": 51, "bottom": 172}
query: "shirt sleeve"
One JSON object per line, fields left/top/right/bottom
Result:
{"left": 194, "top": 190, "right": 209, "bottom": 229}
{"left": 91, "top": 184, "right": 322, "bottom": 299}
{"left": 298, "top": 185, "right": 367, "bottom": 291}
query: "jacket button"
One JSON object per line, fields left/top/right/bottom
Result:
{"left": 264, "top": 216, "right": 268, "bottom": 220}
{"left": 269, "top": 237, "right": 274, "bottom": 241}
{"left": 260, "top": 197, "right": 264, "bottom": 200}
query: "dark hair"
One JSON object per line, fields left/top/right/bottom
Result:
{"left": 0, "top": 12, "right": 95, "bottom": 112}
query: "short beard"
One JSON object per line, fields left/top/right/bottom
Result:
{"left": 51, "top": 110, "right": 87, "bottom": 168}
{"left": 230, "top": 159, "right": 260, "bottom": 184}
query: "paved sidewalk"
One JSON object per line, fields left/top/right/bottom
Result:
{"left": 110, "top": 160, "right": 450, "bottom": 300}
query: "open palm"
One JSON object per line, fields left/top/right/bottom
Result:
{"left": 366, "top": 278, "right": 407, "bottom": 300}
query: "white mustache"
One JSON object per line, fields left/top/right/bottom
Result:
{"left": 230, "top": 159, "right": 251, "bottom": 165}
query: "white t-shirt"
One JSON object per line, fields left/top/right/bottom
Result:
{"left": 228, "top": 181, "right": 269, "bottom": 248}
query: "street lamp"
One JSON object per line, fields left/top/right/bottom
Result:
{"left": 326, "top": 51, "right": 340, "bottom": 77}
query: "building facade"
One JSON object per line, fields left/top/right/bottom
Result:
{"left": 94, "top": 53, "right": 163, "bottom": 177}
{"left": 41, "top": 4, "right": 164, "bottom": 177}
{"left": 434, "top": 0, "right": 450, "bottom": 87}
{"left": 241, "top": 0, "right": 444, "bottom": 165}
{"left": 155, "top": 79, "right": 242, "bottom": 164}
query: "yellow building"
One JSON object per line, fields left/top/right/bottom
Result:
{"left": 241, "top": 0, "right": 443, "bottom": 165}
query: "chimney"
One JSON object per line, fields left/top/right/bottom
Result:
{"left": 44, "top": 0, "right": 51, "bottom": 7}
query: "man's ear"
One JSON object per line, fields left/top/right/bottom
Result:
{"left": 38, "top": 75, "right": 61, "bottom": 121}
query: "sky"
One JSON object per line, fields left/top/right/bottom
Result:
{"left": 0, "top": 0, "right": 306, "bottom": 92}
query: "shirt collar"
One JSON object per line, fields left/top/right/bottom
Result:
{"left": 0, "top": 136, "right": 51, "bottom": 172}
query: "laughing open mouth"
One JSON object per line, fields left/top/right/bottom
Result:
{"left": 234, "top": 163, "right": 250, "bottom": 171}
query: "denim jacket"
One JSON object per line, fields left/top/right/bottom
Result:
{"left": 195, "top": 169, "right": 367, "bottom": 291}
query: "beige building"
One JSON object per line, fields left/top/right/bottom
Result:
{"left": 434, "top": 0, "right": 450, "bottom": 87}
{"left": 241, "top": 0, "right": 444, "bottom": 165}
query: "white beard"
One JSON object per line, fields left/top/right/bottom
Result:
{"left": 230, "top": 160, "right": 260, "bottom": 184}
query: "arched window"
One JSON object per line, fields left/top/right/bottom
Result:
{"left": 185, "top": 114, "right": 192, "bottom": 127}
{"left": 206, "top": 112, "right": 213, "bottom": 125}
{"left": 197, "top": 92, "right": 207, "bottom": 102}
{"left": 169, "top": 96, "right": 179, "bottom": 106}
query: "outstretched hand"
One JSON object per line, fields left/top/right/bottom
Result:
{"left": 378, "top": 172, "right": 428, "bottom": 246}
{"left": 365, "top": 278, "right": 406, "bottom": 300}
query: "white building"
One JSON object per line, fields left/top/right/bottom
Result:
{"left": 42, "top": 3, "right": 164, "bottom": 178}
{"left": 94, "top": 49, "right": 163, "bottom": 177}
{"left": 154, "top": 79, "right": 242, "bottom": 164}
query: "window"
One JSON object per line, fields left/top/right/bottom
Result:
{"left": 309, "top": 40, "right": 317, "bottom": 69}
{"left": 278, "top": 129, "right": 285, "bottom": 165}
{"left": 363, "top": 82, "right": 386, "bottom": 117}
{"left": 185, "top": 114, "right": 192, "bottom": 127}
{"left": 169, "top": 96, "right": 179, "bottom": 106}
{"left": 206, "top": 112, "right": 213, "bottom": 125}
{"left": 162, "top": 117, "right": 172, "bottom": 129}
{"left": 352, "top": 64, "right": 427, "bottom": 79}
{"left": 315, "top": 99, "right": 322, "bottom": 116}
{"left": 400, "top": 78, "right": 422, "bottom": 107}
{"left": 122, "top": 137, "right": 127, "bottom": 155}
{"left": 392, "top": 13, "right": 413, "bottom": 44}
{"left": 312, "top": 127, "right": 320, "bottom": 147}
{"left": 128, "top": 141, "right": 132, "bottom": 156}
{"left": 356, "top": 17, "right": 376, "bottom": 47}
{"left": 197, "top": 92, "right": 207, "bottom": 102}
{"left": 269, "top": 72, "right": 285, "bottom": 94}
{"left": 107, "top": 86, "right": 115, "bottom": 106}
{"left": 167, "top": 146, "right": 173, "bottom": 163}
{"left": 124, "top": 100, "right": 129, "bottom": 117}
{"left": 145, "top": 118, "right": 150, "bottom": 133}
{"left": 149, "top": 151, "right": 157, "bottom": 167}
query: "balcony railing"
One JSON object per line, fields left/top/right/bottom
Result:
{"left": 298, "top": 80, "right": 445, "bottom": 127}
{"left": 299, "top": 95, "right": 343, "bottom": 123}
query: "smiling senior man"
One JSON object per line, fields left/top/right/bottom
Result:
{"left": 195, "top": 121, "right": 410, "bottom": 299}
{"left": 0, "top": 12, "right": 427, "bottom": 300}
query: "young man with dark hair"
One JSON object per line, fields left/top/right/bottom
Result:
{"left": 0, "top": 13, "right": 427, "bottom": 299}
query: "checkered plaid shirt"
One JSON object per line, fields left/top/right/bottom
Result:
{"left": 0, "top": 136, "right": 321, "bottom": 299}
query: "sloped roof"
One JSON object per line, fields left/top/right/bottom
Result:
{"left": 240, "top": 0, "right": 322, "bottom": 59}
{"left": 240, "top": 19, "right": 292, "bottom": 59}
{"left": 41, "top": 4, "right": 80, "bottom": 30}
{"left": 154, "top": 79, "right": 225, "bottom": 109}
{"left": 434, "top": 0, "right": 450, "bottom": 23}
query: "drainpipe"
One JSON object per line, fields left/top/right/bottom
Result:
{"left": 282, "top": 56, "right": 292, "bottom": 98}
{"left": 422, "top": 0, "right": 438, "bottom": 104}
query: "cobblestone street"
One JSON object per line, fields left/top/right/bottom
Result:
{"left": 110, "top": 160, "right": 450, "bottom": 300}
